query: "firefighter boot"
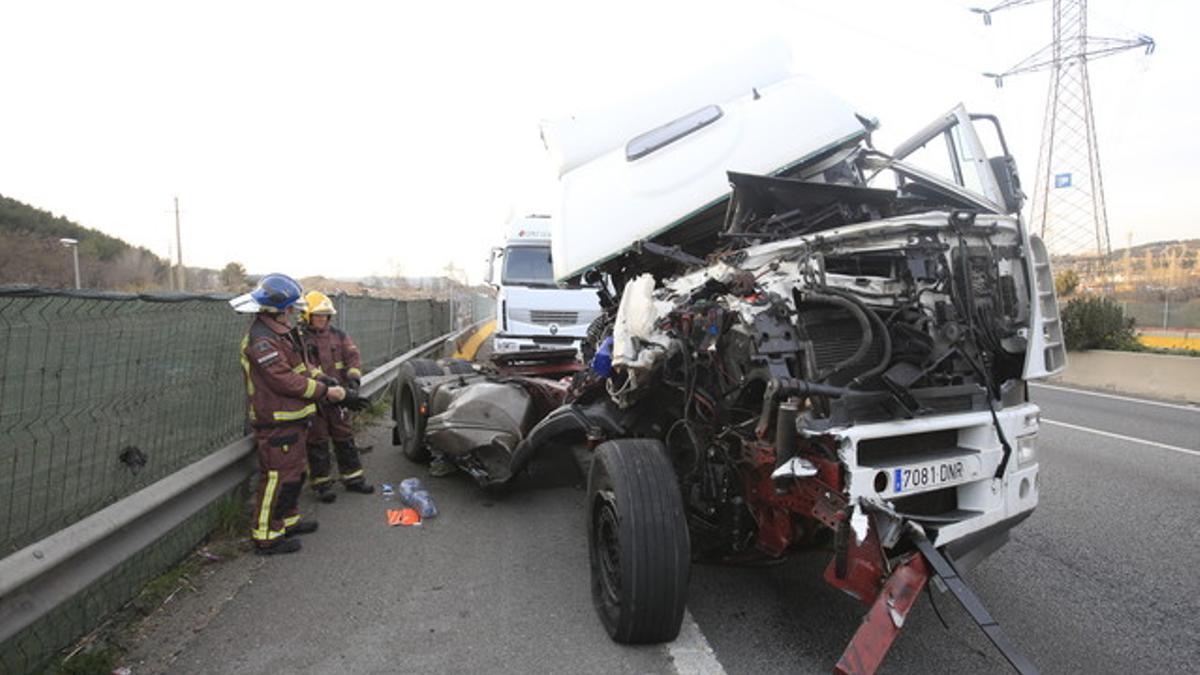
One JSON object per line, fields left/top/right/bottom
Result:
{"left": 256, "top": 538, "right": 302, "bottom": 555}
{"left": 285, "top": 520, "right": 319, "bottom": 537}
{"left": 314, "top": 484, "right": 338, "bottom": 503}
{"left": 345, "top": 479, "right": 375, "bottom": 494}
{"left": 333, "top": 439, "right": 373, "bottom": 493}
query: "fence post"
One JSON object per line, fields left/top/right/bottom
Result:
{"left": 405, "top": 300, "right": 417, "bottom": 350}
{"left": 335, "top": 292, "right": 348, "bottom": 331}
{"left": 387, "top": 300, "right": 398, "bottom": 360}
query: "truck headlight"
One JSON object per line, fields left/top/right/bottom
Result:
{"left": 1016, "top": 434, "right": 1037, "bottom": 467}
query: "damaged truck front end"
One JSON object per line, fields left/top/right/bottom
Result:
{"left": 396, "top": 69, "right": 1064, "bottom": 673}
{"left": 554, "top": 90, "right": 1064, "bottom": 673}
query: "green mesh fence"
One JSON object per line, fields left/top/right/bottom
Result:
{"left": 467, "top": 293, "right": 495, "bottom": 325}
{"left": 0, "top": 286, "right": 462, "bottom": 674}
{"left": 0, "top": 289, "right": 247, "bottom": 556}
{"left": 1121, "top": 298, "right": 1200, "bottom": 330}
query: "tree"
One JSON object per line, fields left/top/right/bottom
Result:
{"left": 220, "top": 262, "right": 248, "bottom": 290}
{"left": 1054, "top": 269, "right": 1080, "bottom": 297}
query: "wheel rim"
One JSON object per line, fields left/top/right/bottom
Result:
{"left": 592, "top": 492, "right": 622, "bottom": 618}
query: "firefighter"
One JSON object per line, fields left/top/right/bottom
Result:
{"left": 299, "top": 290, "right": 375, "bottom": 502}
{"left": 231, "top": 274, "right": 346, "bottom": 555}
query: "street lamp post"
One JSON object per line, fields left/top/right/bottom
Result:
{"left": 59, "top": 238, "right": 80, "bottom": 289}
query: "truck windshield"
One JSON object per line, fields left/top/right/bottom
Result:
{"left": 502, "top": 245, "right": 555, "bottom": 286}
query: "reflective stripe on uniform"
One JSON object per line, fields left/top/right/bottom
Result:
{"left": 283, "top": 514, "right": 301, "bottom": 528}
{"left": 274, "top": 403, "right": 316, "bottom": 421}
{"left": 334, "top": 361, "right": 344, "bottom": 369}
{"left": 302, "top": 379, "right": 318, "bottom": 399}
{"left": 310, "top": 474, "right": 333, "bottom": 486}
{"left": 341, "top": 469, "right": 364, "bottom": 480}
{"left": 252, "top": 470, "right": 280, "bottom": 541}
{"left": 292, "top": 363, "right": 308, "bottom": 374}
{"left": 239, "top": 335, "right": 255, "bottom": 396}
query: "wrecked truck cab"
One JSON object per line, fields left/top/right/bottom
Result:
{"left": 398, "top": 65, "right": 1063, "bottom": 672}
{"left": 542, "top": 72, "right": 1064, "bottom": 671}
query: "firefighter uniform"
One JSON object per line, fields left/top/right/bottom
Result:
{"left": 300, "top": 294, "right": 372, "bottom": 497}
{"left": 240, "top": 311, "right": 330, "bottom": 549}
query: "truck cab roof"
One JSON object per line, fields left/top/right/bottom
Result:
{"left": 542, "top": 64, "right": 870, "bottom": 283}
{"left": 505, "top": 215, "right": 553, "bottom": 246}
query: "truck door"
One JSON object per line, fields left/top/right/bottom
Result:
{"left": 886, "top": 105, "right": 1066, "bottom": 379}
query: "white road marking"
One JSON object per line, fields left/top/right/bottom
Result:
{"left": 1042, "top": 419, "right": 1200, "bottom": 458}
{"left": 1030, "top": 382, "right": 1199, "bottom": 413}
{"left": 669, "top": 609, "right": 727, "bottom": 675}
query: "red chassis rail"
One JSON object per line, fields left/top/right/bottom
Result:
{"left": 833, "top": 554, "right": 930, "bottom": 675}
{"left": 743, "top": 441, "right": 932, "bottom": 675}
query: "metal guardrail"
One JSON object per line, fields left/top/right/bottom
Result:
{"left": 0, "top": 323, "right": 479, "bottom": 647}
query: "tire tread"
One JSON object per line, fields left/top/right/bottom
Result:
{"left": 589, "top": 438, "right": 689, "bottom": 644}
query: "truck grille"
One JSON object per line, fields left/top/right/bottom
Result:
{"left": 529, "top": 310, "right": 579, "bottom": 325}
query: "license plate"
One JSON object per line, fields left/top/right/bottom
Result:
{"left": 893, "top": 460, "right": 966, "bottom": 493}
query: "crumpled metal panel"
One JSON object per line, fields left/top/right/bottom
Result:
{"left": 427, "top": 379, "right": 530, "bottom": 461}
{"left": 421, "top": 374, "right": 574, "bottom": 484}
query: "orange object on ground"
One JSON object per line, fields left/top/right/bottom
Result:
{"left": 387, "top": 508, "right": 422, "bottom": 527}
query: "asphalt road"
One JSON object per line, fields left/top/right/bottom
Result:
{"left": 165, "top": 383, "right": 1199, "bottom": 674}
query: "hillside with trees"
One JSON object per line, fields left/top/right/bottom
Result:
{"left": 0, "top": 194, "right": 255, "bottom": 292}
{"left": 0, "top": 194, "right": 173, "bottom": 290}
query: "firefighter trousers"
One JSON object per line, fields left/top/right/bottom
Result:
{"left": 307, "top": 402, "right": 365, "bottom": 487}
{"left": 251, "top": 424, "right": 309, "bottom": 545}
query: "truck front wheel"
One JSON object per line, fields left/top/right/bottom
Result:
{"left": 587, "top": 439, "right": 690, "bottom": 644}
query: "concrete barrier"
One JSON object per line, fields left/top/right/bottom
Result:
{"left": 1051, "top": 350, "right": 1200, "bottom": 404}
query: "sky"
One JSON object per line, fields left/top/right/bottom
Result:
{"left": 0, "top": 0, "right": 1193, "bottom": 284}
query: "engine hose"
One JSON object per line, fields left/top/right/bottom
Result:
{"left": 750, "top": 369, "right": 857, "bottom": 439}
{"left": 795, "top": 290, "right": 873, "bottom": 382}
{"left": 820, "top": 287, "right": 893, "bottom": 386}
{"left": 773, "top": 377, "right": 856, "bottom": 398}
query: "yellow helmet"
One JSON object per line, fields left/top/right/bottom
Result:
{"left": 302, "top": 291, "right": 337, "bottom": 323}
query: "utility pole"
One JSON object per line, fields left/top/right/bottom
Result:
{"left": 976, "top": 0, "right": 1154, "bottom": 262}
{"left": 174, "top": 196, "right": 185, "bottom": 291}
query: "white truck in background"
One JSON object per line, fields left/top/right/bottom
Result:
{"left": 486, "top": 215, "right": 602, "bottom": 354}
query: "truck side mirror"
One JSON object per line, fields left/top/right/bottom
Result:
{"left": 989, "top": 155, "right": 1024, "bottom": 214}
{"left": 485, "top": 248, "right": 502, "bottom": 286}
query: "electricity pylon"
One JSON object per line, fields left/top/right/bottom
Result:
{"left": 975, "top": 0, "right": 1153, "bottom": 259}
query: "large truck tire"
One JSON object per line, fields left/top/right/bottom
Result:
{"left": 390, "top": 359, "right": 442, "bottom": 460}
{"left": 587, "top": 438, "right": 690, "bottom": 644}
{"left": 404, "top": 358, "right": 445, "bottom": 377}
{"left": 440, "top": 358, "right": 476, "bottom": 375}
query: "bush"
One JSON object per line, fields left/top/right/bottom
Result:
{"left": 1054, "top": 269, "right": 1080, "bottom": 297}
{"left": 1061, "top": 296, "right": 1140, "bottom": 351}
